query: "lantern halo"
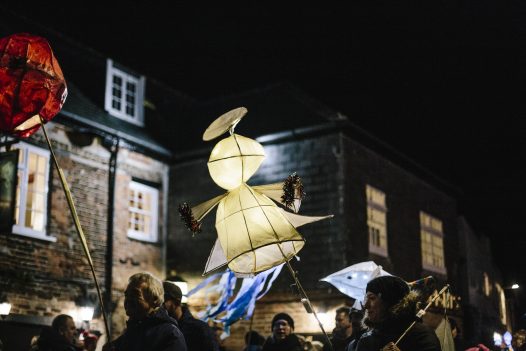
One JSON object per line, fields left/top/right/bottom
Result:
{"left": 203, "top": 106, "right": 247, "bottom": 141}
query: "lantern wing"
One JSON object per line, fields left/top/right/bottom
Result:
{"left": 179, "top": 193, "right": 227, "bottom": 233}
{"left": 278, "top": 209, "right": 333, "bottom": 228}
{"left": 252, "top": 182, "right": 302, "bottom": 213}
{"left": 0, "top": 33, "right": 67, "bottom": 137}
{"left": 252, "top": 172, "right": 305, "bottom": 213}
{"left": 203, "top": 239, "right": 228, "bottom": 276}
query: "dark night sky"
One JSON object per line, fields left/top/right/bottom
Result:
{"left": 3, "top": 1, "right": 525, "bottom": 307}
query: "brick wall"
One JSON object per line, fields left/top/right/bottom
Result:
{"left": 0, "top": 121, "right": 170, "bottom": 340}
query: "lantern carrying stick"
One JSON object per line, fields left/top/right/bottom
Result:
{"left": 394, "top": 284, "right": 450, "bottom": 346}
{"left": 278, "top": 245, "right": 334, "bottom": 351}
{"left": 39, "top": 117, "right": 111, "bottom": 339}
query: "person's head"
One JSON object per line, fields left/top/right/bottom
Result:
{"left": 364, "top": 275, "right": 409, "bottom": 324}
{"left": 349, "top": 308, "right": 364, "bottom": 330}
{"left": 124, "top": 272, "right": 164, "bottom": 320}
{"left": 335, "top": 307, "right": 352, "bottom": 332}
{"left": 51, "top": 314, "right": 77, "bottom": 345}
{"left": 163, "top": 281, "right": 183, "bottom": 320}
{"left": 245, "top": 330, "right": 265, "bottom": 346}
{"left": 271, "top": 312, "right": 294, "bottom": 341}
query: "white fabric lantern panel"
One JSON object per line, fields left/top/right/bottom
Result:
{"left": 208, "top": 134, "right": 265, "bottom": 190}
{"left": 215, "top": 183, "right": 305, "bottom": 274}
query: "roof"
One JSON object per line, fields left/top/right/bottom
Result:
{"left": 0, "top": 7, "right": 196, "bottom": 158}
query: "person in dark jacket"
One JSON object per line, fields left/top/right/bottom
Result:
{"left": 163, "top": 280, "right": 218, "bottom": 351}
{"left": 324, "top": 307, "right": 354, "bottom": 351}
{"left": 36, "top": 314, "right": 78, "bottom": 351}
{"left": 355, "top": 275, "right": 441, "bottom": 351}
{"left": 262, "top": 313, "right": 303, "bottom": 351}
{"left": 103, "top": 272, "right": 187, "bottom": 351}
{"left": 346, "top": 308, "right": 367, "bottom": 351}
{"left": 243, "top": 331, "right": 265, "bottom": 351}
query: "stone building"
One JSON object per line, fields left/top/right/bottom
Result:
{"left": 168, "top": 83, "right": 467, "bottom": 349}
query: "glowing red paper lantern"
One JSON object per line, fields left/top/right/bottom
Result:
{"left": 0, "top": 33, "right": 67, "bottom": 138}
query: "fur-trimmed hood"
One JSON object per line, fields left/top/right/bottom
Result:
{"left": 364, "top": 290, "right": 420, "bottom": 330}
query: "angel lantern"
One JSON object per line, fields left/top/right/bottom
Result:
{"left": 179, "top": 107, "right": 332, "bottom": 276}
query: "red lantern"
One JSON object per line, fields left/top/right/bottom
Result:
{"left": 0, "top": 33, "right": 67, "bottom": 138}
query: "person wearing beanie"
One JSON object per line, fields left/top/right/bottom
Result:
{"left": 262, "top": 313, "right": 303, "bottom": 351}
{"left": 354, "top": 275, "right": 441, "bottom": 351}
{"left": 163, "top": 281, "right": 219, "bottom": 351}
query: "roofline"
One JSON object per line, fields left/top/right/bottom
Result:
{"left": 173, "top": 119, "right": 461, "bottom": 197}
{"left": 57, "top": 110, "right": 172, "bottom": 158}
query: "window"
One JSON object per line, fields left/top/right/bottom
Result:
{"left": 105, "top": 59, "right": 145, "bottom": 126}
{"left": 11, "top": 143, "right": 54, "bottom": 241}
{"left": 495, "top": 283, "right": 507, "bottom": 326}
{"left": 127, "top": 181, "right": 158, "bottom": 242}
{"left": 420, "top": 211, "right": 446, "bottom": 274}
{"left": 366, "top": 185, "right": 388, "bottom": 256}
{"left": 483, "top": 272, "right": 491, "bottom": 296}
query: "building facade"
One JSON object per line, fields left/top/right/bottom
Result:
{"left": 0, "top": 11, "right": 192, "bottom": 350}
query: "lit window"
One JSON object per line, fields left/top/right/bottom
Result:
{"left": 420, "top": 211, "right": 446, "bottom": 274}
{"left": 127, "top": 181, "right": 158, "bottom": 242}
{"left": 483, "top": 272, "right": 491, "bottom": 296}
{"left": 495, "top": 283, "right": 507, "bottom": 326}
{"left": 366, "top": 185, "right": 388, "bottom": 256}
{"left": 105, "top": 59, "right": 145, "bottom": 126}
{"left": 11, "top": 143, "right": 54, "bottom": 241}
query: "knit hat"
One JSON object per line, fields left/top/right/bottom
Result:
{"left": 163, "top": 281, "right": 183, "bottom": 303}
{"left": 271, "top": 312, "right": 295, "bottom": 330}
{"left": 366, "top": 275, "right": 410, "bottom": 307}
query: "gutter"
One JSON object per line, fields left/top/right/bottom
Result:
{"left": 57, "top": 109, "right": 172, "bottom": 159}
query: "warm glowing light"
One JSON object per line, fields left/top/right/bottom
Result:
{"left": 316, "top": 312, "right": 334, "bottom": 331}
{"left": 78, "top": 306, "right": 94, "bottom": 321}
{"left": 215, "top": 183, "right": 304, "bottom": 275}
{"left": 512, "top": 284, "right": 519, "bottom": 289}
{"left": 208, "top": 134, "right": 265, "bottom": 190}
{"left": 0, "top": 302, "right": 11, "bottom": 316}
{"left": 174, "top": 281, "right": 189, "bottom": 304}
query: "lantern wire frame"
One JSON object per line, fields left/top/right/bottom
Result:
{"left": 38, "top": 116, "right": 111, "bottom": 339}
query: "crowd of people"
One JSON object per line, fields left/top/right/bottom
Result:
{"left": 25, "top": 273, "right": 524, "bottom": 351}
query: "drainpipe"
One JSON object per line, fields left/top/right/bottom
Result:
{"left": 105, "top": 136, "right": 119, "bottom": 338}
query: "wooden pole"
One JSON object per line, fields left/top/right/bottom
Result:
{"left": 39, "top": 118, "right": 111, "bottom": 339}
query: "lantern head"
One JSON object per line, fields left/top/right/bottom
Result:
{"left": 208, "top": 134, "right": 265, "bottom": 190}
{"left": 0, "top": 33, "right": 67, "bottom": 138}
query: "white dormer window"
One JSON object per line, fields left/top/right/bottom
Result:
{"left": 105, "top": 59, "right": 145, "bottom": 126}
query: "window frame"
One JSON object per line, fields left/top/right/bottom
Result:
{"left": 105, "top": 59, "right": 145, "bottom": 126}
{"left": 420, "top": 211, "right": 446, "bottom": 275}
{"left": 11, "top": 142, "right": 55, "bottom": 242}
{"left": 127, "top": 180, "right": 159, "bottom": 243}
{"left": 366, "top": 184, "right": 388, "bottom": 257}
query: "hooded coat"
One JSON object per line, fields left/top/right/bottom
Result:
{"left": 112, "top": 307, "right": 187, "bottom": 351}
{"left": 355, "top": 292, "right": 441, "bottom": 351}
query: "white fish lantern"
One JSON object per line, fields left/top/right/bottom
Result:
{"left": 179, "top": 107, "right": 332, "bottom": 276}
